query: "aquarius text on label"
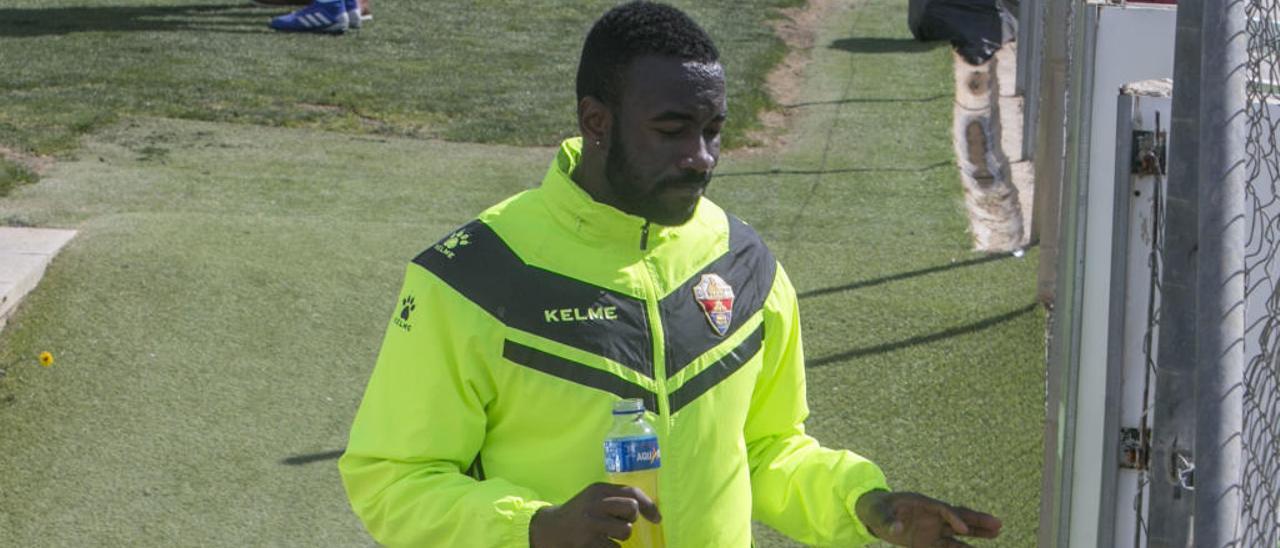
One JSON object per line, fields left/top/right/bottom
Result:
{"left": 636, "top": 447, "right": 660, "bottom": 464}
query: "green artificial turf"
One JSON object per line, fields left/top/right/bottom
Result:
{"left": 0, "top": 119, "right": 547, "bottom": 544}
{"left": 724, "top": 2, "right": 1045, "bottom": 545}
{"left": 0, "top": 157, "right": 37, "bottom": 199}
{"left": 0, "top": 0, "right": 1045, "bottom": 545}
{"left": 0, "top": 0, "right": 798, "bottom": 159}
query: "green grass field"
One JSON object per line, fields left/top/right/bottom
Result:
{"left": 0, "top": 0, "right": 1044, "bottom": 545}
{"left": 0, "top": 0, "right": 797, "bottom": 155}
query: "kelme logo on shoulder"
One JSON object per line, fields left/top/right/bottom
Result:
{"left": 693, "top": 273, "right": 734, "bottom": 336}
{"left": 394, "top": 295, "right": 416, "bottom": 332}
{"left": 434, "top": 229, "right": 471, "bottom": 259}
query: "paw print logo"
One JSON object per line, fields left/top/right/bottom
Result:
{"left": 434, "top": 229, "right": 473, "bottom": 259}
{"left": 400, "top": 295, "right": 416, "bottom": 322}
{"left": 443, "top": 230, "right": 471, "bottom": 250}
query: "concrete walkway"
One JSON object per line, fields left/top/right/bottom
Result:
{"left": 0, "top": 227, "right": 75, "bottom": 331}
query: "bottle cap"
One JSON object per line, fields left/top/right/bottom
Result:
{"left": 612, "top": 398, "right": 645, "bottom": 415}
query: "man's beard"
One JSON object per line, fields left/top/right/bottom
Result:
{"left": 604, "top": 128, "right": 710, "bottom": 226}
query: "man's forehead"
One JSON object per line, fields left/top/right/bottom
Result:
{"left": 620, "top": 56, "right": 726, "bottom": 114}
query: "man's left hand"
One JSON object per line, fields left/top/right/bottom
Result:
{"left": 854, "top": 490, "right": 1002, "bottom": 547}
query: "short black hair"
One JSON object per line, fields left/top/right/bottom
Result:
{"left": 576, "top": 2, "right": 720, "bottom": 106}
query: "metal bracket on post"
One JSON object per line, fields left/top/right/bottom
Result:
{"left": 1131, "top": 129, "right": 1168, "bottom": 176}
{"left": 1120, "top": 427, "right": 1151, "bottom": 470}
{"left": 1173, "top": 451, "right": 1195, "bottom": 491}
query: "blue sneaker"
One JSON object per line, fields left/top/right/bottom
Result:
{"left": 269, "top": 0, "right": 348, "bottom": 34}
{"left": 345, "top": 0, "right": 360, "bottom": 29}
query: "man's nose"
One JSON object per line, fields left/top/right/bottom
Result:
{"left": 679, "top": 138, "right": 716, "bottom": 173}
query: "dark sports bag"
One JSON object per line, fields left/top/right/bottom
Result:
{"left": 908, "top": 0, "right": 1018, "bottom": 65}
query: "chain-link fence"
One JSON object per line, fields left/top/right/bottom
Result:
{"left": 1146, "top": 0, "right": 1277, "bottom": 543}
{"left": 1030, "top": 0, "right": 1280, "bottom": 543}
{"left": 1135, "top": 120, "right": 1165, "bottom": 546}
{"left": 1109, "top": 0, "right": 1273, "bottom": 544}
{"left": 1240, "top": 3, "right": 1280, "bottom": 543}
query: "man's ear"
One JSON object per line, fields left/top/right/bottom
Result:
{"left": 577, "top": 96, "right": 612, "bottom": 147}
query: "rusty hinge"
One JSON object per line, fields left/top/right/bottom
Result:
{"left": 1120, "top": 426, "right": 1151, "bottom": 470}
{"left": 1131, "top": 129, "right": 1167, "bottom": 176}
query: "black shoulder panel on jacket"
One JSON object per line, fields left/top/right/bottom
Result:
{"left": 668, "top": 323, "right": 764, "bottom": 413}
{"left": 413, "top": 220, "right": 655, "bottom": 378}
{"left": 659, "top": 214, "right": 777, "bottom": 377}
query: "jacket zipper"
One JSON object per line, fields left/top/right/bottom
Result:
{"left": 635, "top": 222, "right": 667, "bottom": 413}
{"left": 636, "top": 219, "right": 671, "bottom": 542}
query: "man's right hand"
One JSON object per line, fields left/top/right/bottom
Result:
{"left": 528, "top": 482, "right": 662, "bottom": 548}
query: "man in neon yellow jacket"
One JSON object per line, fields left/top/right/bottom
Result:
{"left": 340, "top": 3, "right": 1003, "bottom": 546}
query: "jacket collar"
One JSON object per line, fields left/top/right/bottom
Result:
{"left": 541, "top": 137, "right": 687, "bottom": 250}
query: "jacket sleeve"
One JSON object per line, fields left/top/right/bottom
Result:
{"left": 744, "top": 263, "right": 890, "bottom": 547}
{"left": 339, "top": 263, "right": 551, "bottom": 547}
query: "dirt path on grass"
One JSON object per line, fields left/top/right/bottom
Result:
{"left": 0, "top": 145, "right": 54, "bottom": 176}
{"left": 744, "top": 0, "right": 840, "bottom": 153}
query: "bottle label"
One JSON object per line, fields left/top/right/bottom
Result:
{"left": 604, "top": 435, "right": 661, "bottom": 473}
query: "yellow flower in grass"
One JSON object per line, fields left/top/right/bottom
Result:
{"left": 38, "top": 352, "right": 53, "bottom": 368}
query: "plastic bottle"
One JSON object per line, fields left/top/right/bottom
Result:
{"left": 603, "top": 398, "right": 665, "bottom": 548}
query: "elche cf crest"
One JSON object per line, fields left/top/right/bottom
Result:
{"left": 693, "top": 273, "right": 735, "bottom": 336}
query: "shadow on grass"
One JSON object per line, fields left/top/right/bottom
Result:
{"left": 715, "top": 161, "right": 949, "bottom": 178}
{"left": 0, "top": 3, "right": 273, "bottom": 37}
{"left": 281, "top": 449, "right": 344, "bottom": 466}
{"left": 808, "top": 302, "right": 1039, "bottom": 368}
{"left": 829, "top": 37, "right": 946, "bottom": 55}
{"left": 782, "top": 95, "right": 949, "bottom": 109}
{"left": 798, "top": 252, "right": 1022, "bottom": 300}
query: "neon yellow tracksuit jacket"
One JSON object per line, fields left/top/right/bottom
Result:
{"left": 339, "top": 138, "right": 889, "bottom": 547}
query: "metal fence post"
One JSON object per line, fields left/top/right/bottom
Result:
{"left": 1192, "top": 0, "right": 1247, "bottom": 543}
{"left": 1037, "top": 0, "right": 1086, "bottom": 544}
{"left": 1147, "top": 0, "right": 1203, "bottom": 543}
{"left": 1019, "top": 0, "right": 1044, "bottom": 163}
{"left": 1031, "top": 0, "right": 1071, "bottom": 307}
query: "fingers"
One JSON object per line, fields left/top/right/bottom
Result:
{"left": 620, "top": 486, "right": 662, "bottom": 524}
{"left": 590, "top": 514, "right": 633, "bottom": 541}
{"left": 598, "top": 484, "right": 662, "bottom": 524}
{"left": 576, "top": 483, "right": 662, "bottom": 543}
{"left": 879, "top": 492, "right": 1004, "bottom": 548}
{"left": 934, "top": 503, "right": 971, "bottom": 536}
{"left": 588, "top": 538, "right": 621, "bottom": 548}
{"left": 892, "top": 492, "right": 1000, "bottom": 540}
{"left": 595, "top": 497, "right": 640, "bottom": 522}
{"left": 952, "top": 506, "right": 1003, "bottom": 538}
